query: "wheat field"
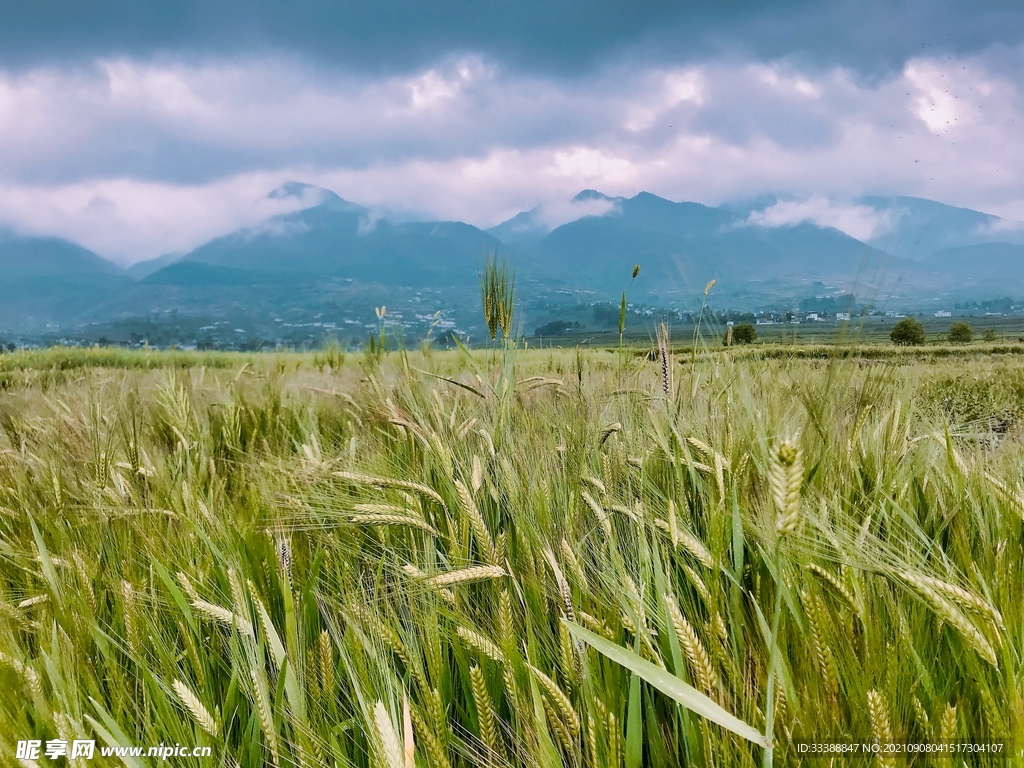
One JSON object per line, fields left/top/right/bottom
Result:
{"left": 1, "top": 342, "right": 1022, "bottom": 766}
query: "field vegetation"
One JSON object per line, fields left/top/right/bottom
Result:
{"left": 1, "top": 336, "right": 1023, "bottom": 765}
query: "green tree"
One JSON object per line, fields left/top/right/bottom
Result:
{"left": 731, "top": 323, "right": 757, "bottom": 344}
{"left": 983, "top": 328, "right": 998, "bottom": 342}
{"left": 890, "top": 317, "right": 926, "bottom": 346}
{"left": 948, "top": 322, "right": 974, "bottom": 343}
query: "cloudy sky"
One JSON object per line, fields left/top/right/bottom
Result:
{"left": 1, "top": 0, "right": 1024, "bottom": 264}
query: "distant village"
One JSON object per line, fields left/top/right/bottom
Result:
{"left": 3, "top": 290, "right": 1024, "bottom": 352}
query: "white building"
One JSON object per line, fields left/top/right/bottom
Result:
{"left": 935, "top": 310, "right": 951, "bottom": 318}
{"left": 836, "top": 312, "right": 851, "bottom": 321}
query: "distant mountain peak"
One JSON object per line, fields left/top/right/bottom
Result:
{"left": 266, "top": 182, "right": 365, "bottom": 213}
{"left": 267, "top": 181, "right": 328, "bottom": 201}
{"left": 488, "top": 192, "right": 623, "bottom": 245}
{"left": 573, "top": 189, "right": 617, "bottom": 203}
{"left": 855, "top": 194, "right": 1024, "bottom": 260}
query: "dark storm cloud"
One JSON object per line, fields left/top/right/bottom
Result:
{"left": 1, "top": 1, "right": 1023, "bottom": 263}
{"left": 1, "top": 0, "right": 1022, "bottom": 74}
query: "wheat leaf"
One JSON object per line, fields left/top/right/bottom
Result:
{"left": 564, "top": 620, "right": 768, "bottom": 747}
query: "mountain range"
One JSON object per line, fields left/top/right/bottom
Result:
{"left": 2, "top": 182, "right": 1024, "bottom": 340}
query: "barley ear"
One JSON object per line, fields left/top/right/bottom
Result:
{"left": 374, "top": 700, "right": 405, "bottom": 768}
{"left": 770, "top": 439, "right": 803, "bottom": 536}
{"left": 657, "top": 322, "right": 672, "bottom": 397}
{"left": 173, "top": 679, "right": 219, "bottom": 736}
{"left": 867, "top": 690, "right": 895, "bottom": 768}
{"left": 939, "top": 703, "right": 958, "bottom": 740}
{"left": 456, "top": 479, "right": 497, "bottom": 564}
{"left": 317, "top": 626, "right": 333, "bottom": 700}
{"left": 470, "top": 664, "right": 498, "bottom": 760}
{"left": 457, "top": 626, "right": 507, "bottom": 665}
{"left": 528, "top": 663, "right": 581, "bottom": 736}
{"left": 471, "top": 454, "right": 483, "bottom": 493}
{"left": 251, "top": 666, "right": 280, "bottom": 766}
{"left": 403, "top": 692, "right": 415, "bottom": 768}
{"left": 666, "top": 594, "right": 718, "bottom": 696}
{"left": 410, "top": 705, "right": 452, "bottom": 768}
{"left": 423, "top": 564, "right": 505, "bottom": 588}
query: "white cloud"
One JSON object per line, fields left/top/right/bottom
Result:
{"left": 0, "top": 173, "right": 318, "bottom": 264}
{"left": 753, "top": 64, "right": 821, "bottom": 98}
{"left": 0, "top": 47, "right": 1022, "bottom": 262}
{"left": 976, "top": 216, "right": 1024, "bottom": 237}
{"left": 904, "top": 60, "right": 988, "bottom": 133}
{"left": 625, "top": 68, "right": 704, "bottom": 131}
{"left": 744, "top": 197, "right": 899, "bottom": 241}
{"left": 535, "top": 196, "right": 619, "bottom": 229}
{"left": 552, "top": 148, "right": 635, "bottom": 181}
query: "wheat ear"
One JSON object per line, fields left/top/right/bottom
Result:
{"left": 458, "top": 626, "right": 507, "bottom": 665}
{"left": 657, "top": 322, "right": 672, "bottom": 397}
{"left": 251, "top": 666, "right": 280, "bottom": 766}
{"left": 666, "top": 595, "right": 718, "bottom": 695}
{"left": 191, "top": 600, "right": 255, "bottom": 637}
{"left": 121, "top": 580, "right": 140, "bottom": 653}
{"left": 900, "top": 572, "right": 998, "bottom": 666}
{"left": 470, "top": 454, "right": 484, "bottom": 492}
{"left": 807, "top": 563, "right": 861, "bottom": 614}
{"left": 939, "top": 703, "right": 958, "bottom": 740}
{"left": 410, "top": 706, "right": 452, "bottom": 768}
{"left": 318, "top": 629, "right": 334, "bottom": 697}
{"left": 456, "top": 479, "right": 497, "bottom": 564}
{"left": 867, "top": 690, "right": 895, "bottom": 768}
{"left": 333, "top": 471, "right": 447, "bottom": 509}
{"left": 528, "top": 664, "right": 581, "bottom": 735}
{"left": 173, "top": 679, "right": 219, "bottom": 736}
{"left": 0, "top": 650, "right": 44, "bottom": 701}
{"left": 470, "top": 664, "right": 498, "bottom": 760}
{"left": 769, "top": 439, "right": 803, "bottom": 536}
{"left": 374, "top": 700, "right": 405, "bottom": 768}
{"left": 581, "top": 490, "right": 613, "bottom": 536}
{"left": 423, "top": 565, "right": 505, "bottom": 588}
{"left": 802, "top": 590, "right": 838, "bottom": 700}
{"left": 901, "top": 570, "right": 1003, "bottom": 630}
{"left": 350, "top": 512, "right": 438, "bottom": 535}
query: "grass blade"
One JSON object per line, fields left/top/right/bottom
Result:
{"left": 564, "top": 620, "right": 768, "bottom": 748}
{"left": 625, "top": 661, "right": 643, "bottom": 768}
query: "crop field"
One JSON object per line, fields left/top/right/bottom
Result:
{"left": 534, "top": 315, "right": 1024, "bottom": 349}
{"left": 2, "top": 341, "right": 1024, "bottom": 766}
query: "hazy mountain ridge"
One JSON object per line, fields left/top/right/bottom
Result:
{"left": 127, "top": 252, "right": 184, "bottom": 280}
{"left": 862, "top": 196, "right": 1024, "bottom": 261}
{"left": 0, "top": 231, "right": 131, "bottom": 329}
{"left": 513, "top": 192, "right": 907, "bottom": 295}
{"left": 485, "top": 189, "right": 623, "bottom": 246}
{"left": 178, "top": 192, "right": 500, "bottom": 286}
{"left": 927, "top": 242, "right": 1024, "bottom": 282}
{"left": 3, "top": 184, "right": 1024, "bottom": 337}
{"left": 0, "top": 230, "right": 123, "bottom": 278}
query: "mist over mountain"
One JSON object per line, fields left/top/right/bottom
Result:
{"left": 486, "top": 190, "right": 621, "bottom": 246}
{"left": 4, "top": 182, "right": 1024, "bottom": 344}
{"left": 126, "top": 253, "right": 184, "bottom": 281}
{"left": 175, "top": 187, "right": 499, "bottom": 287}
{"left": 863, "top": 196, "right": 1024, "bottom": 261}
{"left": 510, "top": 192, "right": 911, "bottom": 298}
